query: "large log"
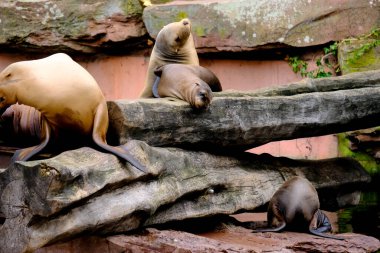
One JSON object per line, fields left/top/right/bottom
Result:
{"left": 108, "top": 70, "right": 380, "bottom": 151}
{"left": 0, "top": 141, "right": 370, "bottom": 253}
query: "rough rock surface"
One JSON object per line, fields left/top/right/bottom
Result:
{"left": 0, "top": 0, "right": 148, "bottom": 53}
{"left": 36, "top": 227, "right": 380, "bottom": 253}
{"left": 0, "top": 143, "right": 370, "bottom": 253}
{"left": 143, "top": 0, "right": 380, "bottom": 53}
{"left": 108, "top": 70, "right": 380, "bottom": 151}
{"left": 1, "top": 0, "right": 379, "bottom": 54}
{"left": 339, "top": 38, "right": 380, "bottom": 75}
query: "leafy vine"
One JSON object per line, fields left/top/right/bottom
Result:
{"left": 287, "top": 27, "right": 379, "bottom": 78}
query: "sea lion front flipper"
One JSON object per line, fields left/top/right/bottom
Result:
{"left": 92, "top": 102, "right": 147, "bottom": 173}
{"left": 152, "top": 66, "right": 164, "bottom": 98}
{"left": 309, "top": 210, "right": 345, "bottom": 240}
{"left": 11, "top": 117, "right": 51, "bottom": 162}
{"left": 152, "top": 76, "right": 161, "bottom": 98}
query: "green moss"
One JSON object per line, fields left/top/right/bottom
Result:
{"left": 340, "top": 44, "right": 380, "bottom": 73}
{"left": 338, "top": 29, "right": 380, "bottom": 74}
{"left": 194, "top": 26, "right": 206, "bottom": 37}
{"left": 151, "top": 0, "right": 173, "bottom": 3}
{"left": 337, "top": 133, "right": 380, "bottom": 175}
{"left": 176, "top": 11, "right": 188, "bottom": 21}
{"left": 121, "top": 0, "right": 143, "bottom": 16}
{"left": 218, "top": 27, "right": 227, "bottom": 39}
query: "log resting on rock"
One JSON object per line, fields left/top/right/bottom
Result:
{"left": 0, "top": 141, "right": 370, "bottom": 252}
{"left": 108, "top": 70, "right": 380, "bottom": 151}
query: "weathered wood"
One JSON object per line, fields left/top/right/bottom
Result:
{"left": 0, "top": 141, "right": 370, "bottom": 253}
{"left": 108, "top": 70, "right": 380, "bottom": 151}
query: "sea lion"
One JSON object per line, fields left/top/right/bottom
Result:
{"left": 0, "top": 53, "right": 146, "bottom": 173}
{"left": 139, "top": 18, "right": 199, "bottom": 98}
{"left": 242, "top": 176, "right": 344, "bottom": 240}
{"left": 152, "top": 64, "right": 222, "bottom": 109}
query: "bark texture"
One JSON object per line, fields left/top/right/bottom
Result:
{"left": 0, "top": 143, "right": 370, "bottom": 253}
{"left": 108, "top": 70, "right": 380, "bottom": 151}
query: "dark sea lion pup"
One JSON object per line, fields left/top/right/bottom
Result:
{"left": 0, "top": 53, "right": 146, "bottom": 173}
{"left": 152, "top": 64, "right": 222, "bottom": 110}
{"left": 244, "top": 176, "right": 344, "bottom": 240}
{"left": 140, "top": 18, "right": 199, "bottom": 98}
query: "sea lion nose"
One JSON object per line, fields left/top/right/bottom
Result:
{"left": 199, "top": 91, "right": 208, "bottom": 100}
{"left": 182, "top": 19, "right": 189, "bottom": 26}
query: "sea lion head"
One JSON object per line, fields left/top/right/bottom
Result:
{"left": 155, "top": 18, "right": 192, "bottom": 55}
{"left": 190, "top": 80, "right": 213, "bottom": 110}
{"left": 0, "top": 63, "right": 21, "bottom": 113}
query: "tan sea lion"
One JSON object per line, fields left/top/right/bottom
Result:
{"left": 0, "top": 53, "right": 146, "bottom": 173}
{"left": 152, "top": 64, "right": 222, "bottom": 109}
{"left": 139, "top": 18, "right": 199, "bottom": 98}
{"left": 247, "top": 176, "right": 344, "bottom": 240}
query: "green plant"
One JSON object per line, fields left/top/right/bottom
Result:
{"left": 323, "top": 41, "right": 338, "bottom": 56}
{"left": 287, "top": 55, "right": 332, "bottom": 78}
{"left": 287, "top": 27, "right": 380, "bottom": 78}
{"left": 344, "top": 27, "right": 380, "bottom": 66}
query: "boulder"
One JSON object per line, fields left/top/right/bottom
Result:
{"left": 339, "top": 38, "right": 380, "bottom": 75}
{"left": 0, "top": 0, "right": 148, "bottom": 53}
{"left": 108, "top": 70, "right": 380, "bottom": 151}
{"left": 1, "top": 0, "right": 379, "bottom": 54}
{"left": 143, "top": 0, "right": 380, "bottom": 53}
{"left": 36, "top": 228, "right": 380, "bottom": 253}
{"left": 0, "top": 142, "right": 370, "bottom": 253}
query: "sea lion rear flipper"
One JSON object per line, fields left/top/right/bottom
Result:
{"left": 251, "top": 221, "right": 286, "bottom": 233}
{"left": 92, "top": 103, "right": 148, "bottom": 173}
{"left": 197, "top": 66, "right": 222, "bottom": 92}
{"left": 11, "top": 118, "right": 51, "bottom": 162}
{"left": 309, "top": 210, "right": 345, "bottom": 240}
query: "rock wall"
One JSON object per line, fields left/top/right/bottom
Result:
{"left": 0, "top": 0, "right": 147, "bottom": 53}
{"left": 144, "top": 0, "right": 380, "bottom": 53}
{"left": 0, "top": 0, "right": 378, "bottom": 54}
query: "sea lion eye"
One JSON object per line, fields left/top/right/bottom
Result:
{"left": 5, "top": 73, "right": 11, "bottom": 78}
{"left": 175, "top": 36, "right": 180, "bottom": 42}
{"left": 0, "top": 97, "right": 5, "bottom": 102}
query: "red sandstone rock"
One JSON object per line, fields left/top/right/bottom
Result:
{"left": 143, "top": 0, "right": 380, "bottom": 53}
{"left": 0, "top": 0, "right": 147, "bottom": 53}
{"left": 37, "top": 227, "right": 380, "bottom": 253}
